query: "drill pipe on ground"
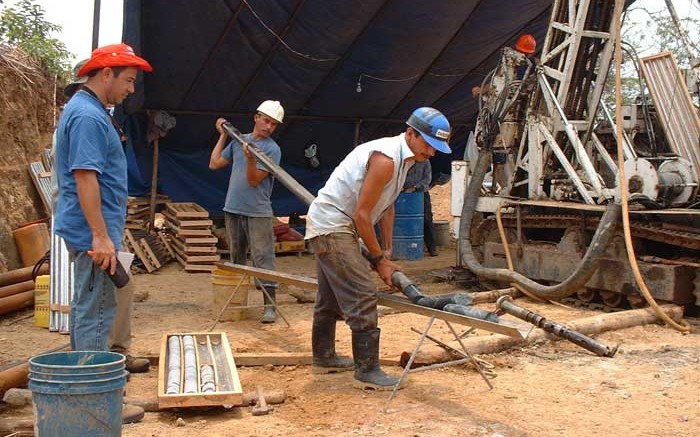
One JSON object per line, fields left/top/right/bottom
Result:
{"left": 497, "top": 295, "right": 617, "bottom": 357}
{"left": 222, "top": 122, "right": 478, "bottom": 316}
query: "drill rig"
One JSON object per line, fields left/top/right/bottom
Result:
{"left": 458, "top": 0, "right": 700, "bottom": 312}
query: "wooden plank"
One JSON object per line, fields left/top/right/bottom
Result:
{"left": 139, "top": 238, "right": 162, "bottom": 269}
{"left": 183, "top": 254, "right": 220, "bottom": 263}
{"left": 166, "top": 202, "right": 210, "bottom": 219}
{"left": 169, "top": 237, "right": 209, "bottom": 256}
{"left": 184, "top": 236, "right": 218, "bottom": 245}
{"left": 124, "top": 230, "right": 155, "bottom": 272}
{"left": 158, "top": 232, "right": 176, "bottom": 259}
{"left": 162, "top": 210, "right": 213, "bottom": 228}
{"left": 129, "top": 195, "right": 169, "bottom": 206}
{"left": 184, "top": 264, "right": 217, "bottom": 272}
{"left": 377, "top": 292, "right": 528, "bottom": 339}
{"left": 216, "top": 262, "right": 318, "bottom": 289}
{"left": 165, "top": 220, "right": 213, "bottom": 236}
{"left": 171, "top": 241, "right": 219, "bottom": 262}
{"left": 235, "top": 352, "right": 312, "bottom": 366}
{"left": 274, "top": 240, "right": 306, "bottom": 253}
{"left": 165, "top": 219, "right": 211, "bottom": 236}
{"left": 144, "top": 351, "right": 397, "bottom": 367}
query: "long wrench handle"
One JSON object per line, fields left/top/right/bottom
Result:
{"left": 222, "top": 122, "right": 316, "bottom": 206}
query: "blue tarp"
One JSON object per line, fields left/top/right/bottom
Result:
{"left": 121, "top": 0, "right": 554, "bottom": 217}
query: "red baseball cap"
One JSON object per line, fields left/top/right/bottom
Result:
{"left": 77, "top": 43, "right": 153, "bottom": 77}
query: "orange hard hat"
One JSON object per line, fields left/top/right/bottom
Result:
{"left": 515, "top": 34, "right": 536, "bottom": 54}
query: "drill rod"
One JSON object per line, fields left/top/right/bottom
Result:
{"left": 497, "top": 296, "right": 618, "bottom": 357}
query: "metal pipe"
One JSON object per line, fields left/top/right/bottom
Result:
{"left": 91, "top": 0, "right": 101, "bottom": 51}
{"left": 222, "top": 122, "right": 316, "bottom": 206}
{"left": 497, "top": 295, "right": 617, "bottom": 357}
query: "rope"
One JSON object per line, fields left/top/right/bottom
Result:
{"left": 240, "top": 0, "right": 339, "bottom": 62}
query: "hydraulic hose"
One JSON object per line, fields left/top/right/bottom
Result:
{"left": 458, "top": 148, "right": 621, "bottom": 300}
{"left": 612, "top": 1, "right": 690, "bottom": 332}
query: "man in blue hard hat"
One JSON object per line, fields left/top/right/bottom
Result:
{"left": 304, "top": 107, "right": 452, "bottom": 390}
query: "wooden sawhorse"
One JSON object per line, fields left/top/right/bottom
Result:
{"left": 212, "top": 262, "right": 321, "bottom": 329}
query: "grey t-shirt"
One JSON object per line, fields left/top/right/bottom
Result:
{"left": 221, "top": 133, "right": 281, "bottom": 217}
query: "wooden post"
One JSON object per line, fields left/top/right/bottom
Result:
{"left": 148, "top": 136, "right": 160, "bottom": 230}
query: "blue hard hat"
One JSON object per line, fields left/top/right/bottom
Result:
{"left": 406, "top": 107, "right": 452, "bottom": 154}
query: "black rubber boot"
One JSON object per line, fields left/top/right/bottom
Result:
{"left": 260, "top": 287, "right": 277, "bottom": 323}
{"left": 312, "top": 318, "right": 353, "bottom": 374}
{"left": 352, "top": 329, "right": 405, "bottom": 390}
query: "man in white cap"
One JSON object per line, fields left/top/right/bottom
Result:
{"left": 304, "top": 107, "right": 452, "bottom": 390}
{"left": 209, "top": 101, "right": 285, "bottom": 323}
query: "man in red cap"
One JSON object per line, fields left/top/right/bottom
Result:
{"left": 54, "top": 44, "right": 152, "bottom": 359}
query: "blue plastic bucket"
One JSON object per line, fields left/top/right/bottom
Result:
{"left": 28, "top": 351, "right": 126, "bottom": 437}
{"left": 392, "top": 192, "right": 424, "bottom": 260}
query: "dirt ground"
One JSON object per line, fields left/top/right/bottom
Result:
{"left": 1, "top": 240, "right": 699, "bottom": 437}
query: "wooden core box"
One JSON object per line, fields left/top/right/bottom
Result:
{"left": 158, "top": 332, "right": 243, "bottom": 408}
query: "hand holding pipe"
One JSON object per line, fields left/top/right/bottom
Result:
{"left": 222, "top": 122, "right": 315, "bottom": 205}
{"left": 497, "top": 295, "right": 618, "bottom": 357}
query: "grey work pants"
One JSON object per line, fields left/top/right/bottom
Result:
{"left": 310, "top": 233, "right": 378, "bottom": 332}
{"left": 224, "top": 212, "right": 278, "bottom": 289}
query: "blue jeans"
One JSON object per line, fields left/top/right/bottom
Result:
{"left": 69, "top": 250, "right": 117, "bottom": 351}
{"left": 224, "top": 213, "right": 278, "bottom": 289}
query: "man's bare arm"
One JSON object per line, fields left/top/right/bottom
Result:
{"left": 74, "top": 169, "right": 116, "bottom": 274}
{"left": 209, "top": 117, "right": 231, "bottom": 170}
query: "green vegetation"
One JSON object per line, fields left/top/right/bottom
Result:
{"left": 0, "top": 0, "right": 72, "bottom": 77}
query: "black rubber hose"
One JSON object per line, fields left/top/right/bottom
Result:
{"left": 458, "top": 149, "right": 621, "bottom": 300}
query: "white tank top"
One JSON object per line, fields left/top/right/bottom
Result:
{"left": 305, "top": 133, "right": 415, "bottom": 238}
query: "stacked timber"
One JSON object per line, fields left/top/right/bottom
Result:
{"left": 123, "top": 229, "right": 174, "bottom": 273}
{"left": 163, "top": 203, "right": 220, "bottom": 272}
{"left": 125, "top": 195, "right": 170, "bottom": 230}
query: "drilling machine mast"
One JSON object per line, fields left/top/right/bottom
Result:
{"left": 460, "top": 0, "right": 700, "bottom": 310}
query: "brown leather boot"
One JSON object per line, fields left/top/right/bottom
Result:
{"left": 125, "top": 355, "right": 150, "bottom": 373}
{"left": 122, "top": 403, "right": 145, "bottom": 424}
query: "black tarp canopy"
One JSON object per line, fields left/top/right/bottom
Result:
{"left": 122, "top": 0, "right": 553, "bottom": 216}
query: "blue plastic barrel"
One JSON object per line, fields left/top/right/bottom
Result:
{"left": 29, "top": 351, "right": 126, "bottom": 437}
{"left": 392, "top": 192, "right": 424, "bottom": 260}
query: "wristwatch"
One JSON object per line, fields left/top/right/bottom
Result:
{"left": 368, "top": 253, "right": 384, "bottom": 270}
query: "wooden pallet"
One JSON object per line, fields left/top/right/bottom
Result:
{"left": 164, "top": 202, "right": 219, "bottom": 272}
{"left": 170, "top": 242, "right": 220, "bottom": 263}
{"left": 123, "top": 229, "right": 173, "bottom": 272}
{"left": 162, "top": 210, "right": 213, "bottom": 228}
{"left": 166, "top": 202, "right": 210, "bottom": 219}
{"left": 164, "top": 219, "right": 214, "bottom": 237}
{"left": 170, "top": 237, "right": 218, "bottom": 254}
